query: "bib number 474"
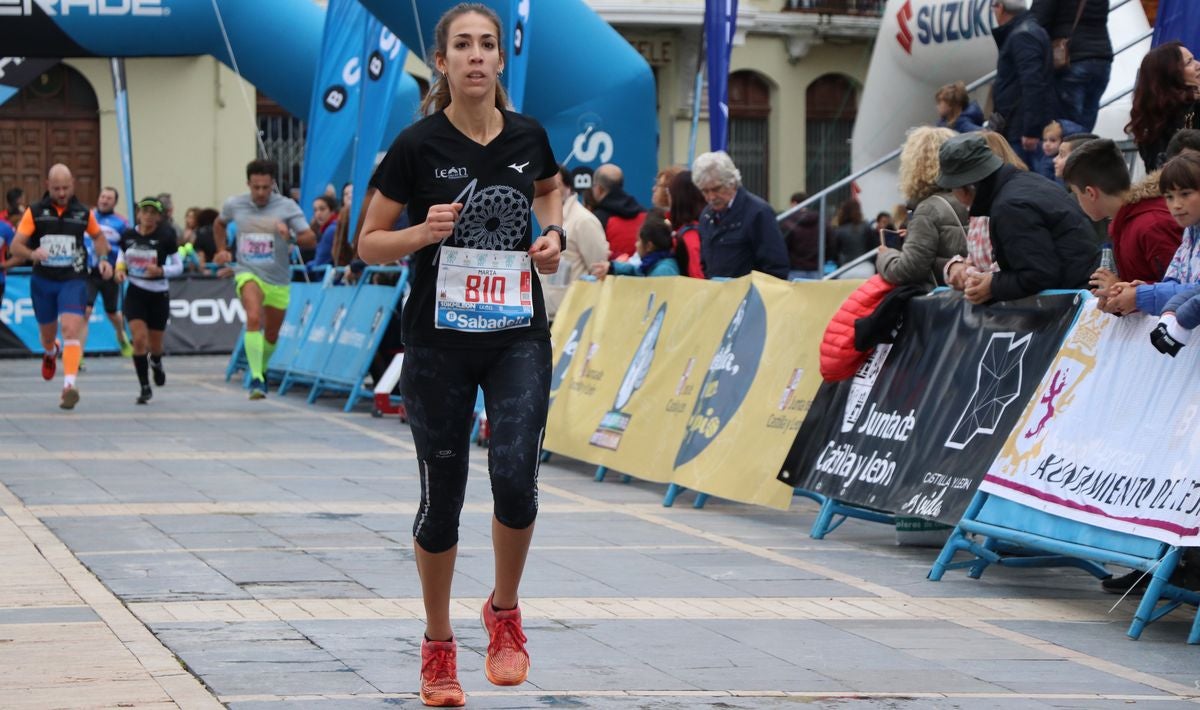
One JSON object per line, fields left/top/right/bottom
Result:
{"left": 465, "top": 274, "right": 506, "bottom": 304}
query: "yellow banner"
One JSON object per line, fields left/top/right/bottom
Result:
{"left": 545, "top": 274, "right": 862, "bottom": 509}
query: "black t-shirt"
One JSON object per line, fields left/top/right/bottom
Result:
{"left": 371, "top": 109, "right": 557, "bottom": 349}
{"left": 119, "top": 224, "right": 178, "bottom": 281}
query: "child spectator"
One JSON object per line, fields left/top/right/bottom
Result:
{"left": 1166, "top": 128, "right": 1200, "bottom": 159}
{"left": 1063, "top": 139, "right": 1183, "bottom": 293}
{"left": 1108, "top": 152, "right": 1200, "bottom": 316}
{"left": 1053, "top": 133, "right": 1099, "bottom": 180}
{"left": 935, "top": 81, "right": 984, "bottom": 133}
{"left": 1038, "top": 121, "right": 1064, "bottom": 181}
{"left": 1144, "top": 153, "right": 1200, "bottom": 355}
{"left": 591, "top": 209, "right": 681, "bottom": 279}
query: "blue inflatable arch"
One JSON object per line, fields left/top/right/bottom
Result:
{"left": 5, "top": 0, "right": 657, "bottom": 204}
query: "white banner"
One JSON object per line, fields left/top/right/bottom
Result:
{"left": 981, "top": 301, "right": 1200, "bottom": 546}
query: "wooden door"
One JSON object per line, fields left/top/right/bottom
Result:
{"left": 0, "top": 120, "right": 46, "bottom": 208}
{"left": 0, "top": 64, "right": 100, "bottom": 208}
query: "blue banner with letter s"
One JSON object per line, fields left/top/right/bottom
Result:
{"left": 349, "top": 15, "right": 411, "bottom": 238}
{"left": 705, "top": 0, "right": 738, "bottom": 153}
{"left": 301, "top": 0, "right": 371, "bottom": 217}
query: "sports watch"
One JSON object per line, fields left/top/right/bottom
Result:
{"left": 541, "top": 224, "right": 565, "bottom": 250}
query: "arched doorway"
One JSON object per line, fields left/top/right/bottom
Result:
{"left": 805, "top": 73, "right": 859, "bottom": 208}
{"left": 0, "top": 64, "right": 101, "bottom": 207}
{"left": 727, "top": 70, "right": 772, "bottom": 200}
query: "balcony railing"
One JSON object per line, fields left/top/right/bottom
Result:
{"left": 783, "top": 0, "right": 886, "bottom": 16}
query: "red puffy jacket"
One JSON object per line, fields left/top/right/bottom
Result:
{"left": 606, "top": 212, "right": 646, "bottom": 260}
{"left": 819, "top": 275, "right": 895, "bottom": 382}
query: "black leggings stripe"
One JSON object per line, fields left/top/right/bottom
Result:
{"left": 401, "top": 339, "right": 551, "bottom": 553}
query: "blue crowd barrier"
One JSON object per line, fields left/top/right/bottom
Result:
{"left": 225, "top": 266, "right": 331, "bottom": 385}
{"left": 307, "top": 266, "right": 407, "bottom": 412}
{"left": 222, "top": 265, "right": 407, "bottom": 411}
{"left": 277, "top": 282, "right": 362, "bottom": 395}
{"left": 267, "top": 276, "right": 331, "bottom": 383}
{"left": 930, "top": 490, "right": 1200, "bottom": 642}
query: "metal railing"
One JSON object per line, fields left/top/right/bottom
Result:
{"left": 781, "top": 2, "right": 1150, "bottom": 280}
{"left": 784, "top": 0, "right": 886, "bottom": 16}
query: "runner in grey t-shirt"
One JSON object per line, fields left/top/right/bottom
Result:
{"left": 212, "top": 160, "right": 316, "bottom": 399}
{"left": 220, "top": 192, "right": 310, "bottom": 285}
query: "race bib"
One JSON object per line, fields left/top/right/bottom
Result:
{"left": 125, "top": 246, "right": 158, "bottom": 278}
{"left": 239, "top": 232, "right": 275, "bottom": 265}
{"left": 436, "top": 246, "right": 533, "bottom": 332}
{"left": 41, "top": 234, "right": 77, "bottom": 268}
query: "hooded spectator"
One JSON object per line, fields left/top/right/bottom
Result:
{"left": 591, "top": 163, "right": 647, "bottom": 260}
{"left": 935, "top": 81, "right": 984, "bottom": 133}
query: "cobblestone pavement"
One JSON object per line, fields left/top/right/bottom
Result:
{"left": 0, "top": 355, "right": 1196, "bottom": 709}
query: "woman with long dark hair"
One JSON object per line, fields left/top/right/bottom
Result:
{"left": 1128, "top": 41, "right": 1200, "bottom": 172}
{"left": 667, "top": 170, "right": 706, "bottom": 278}
{"left": 357, "top": 4, "right": 562, "bottom": 706}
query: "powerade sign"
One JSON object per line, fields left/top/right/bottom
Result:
{"left": 895, "top": 0, "right": 995, "bottom": 55}
{"left": 0, "top": 0, "right": 167, "bottom": 17}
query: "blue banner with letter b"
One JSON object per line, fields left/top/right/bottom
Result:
{"left": 301, "top": 0, "right": 370, "bottom": 215}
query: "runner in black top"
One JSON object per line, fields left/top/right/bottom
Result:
{"left": 358, "top": 5, "right": 562, "bottom": 707}
{"left": 115, "top": 197, "right": 182, "bottom": 404}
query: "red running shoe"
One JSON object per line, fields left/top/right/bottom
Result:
{"left": 41, "top": 342, "right": 59, "bottom": 381}
{"left": 419, "top": 638, "right": 465, "bottom": 707}
{"left": 481, "top": 592, "right": 529, "bottom": 686}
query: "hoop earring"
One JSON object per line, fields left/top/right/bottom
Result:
{"left": 498, "top": 70, "right": 503, "bottom": 77}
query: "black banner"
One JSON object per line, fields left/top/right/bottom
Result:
{"left": 779, "top": 290, "right": 1082, "bottom": 524}
{"left": 0, "top": 57, "right": 60, "bottom": 89}
{"left": 165, "top": 277, "right": 244, "bottom": 355}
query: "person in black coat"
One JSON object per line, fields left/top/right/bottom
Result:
{"left": 1127, "top": 42, "right": 1200, "bottom": 173}
{"left": 937, "top": 133, "right": 1097, "bottom": 304}
{"left": 691, "top": 151, "right": 789, "bottom": 280}
{"left": 992, "top": 0, "right": 1058, "bottom": 169}
{"left": 1031, "top": 0, "right": 1113, "bottom": 132}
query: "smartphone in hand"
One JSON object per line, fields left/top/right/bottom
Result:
{"left": 879, "top": 229, "right": 903, "bottom": 250}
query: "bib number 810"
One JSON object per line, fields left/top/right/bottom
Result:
{"left": 465, "top": 274, "right": 506, "bottom": 304}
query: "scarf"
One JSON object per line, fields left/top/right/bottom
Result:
{"left": 1164, "top": 225, "right": 1200, "bottom": 283}
{"left": 638, "top": 249, "right": 672, "bottom": 276}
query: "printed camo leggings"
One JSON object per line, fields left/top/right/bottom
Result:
{"left": 401, "top": 339, "right": 551, "bottom": 553}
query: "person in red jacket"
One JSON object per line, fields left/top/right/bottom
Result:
{"left": 590, "top": 163, "right": 646, "bottom": 259}
{"left": 1063, "top": 138, "right": 1183, "bottom": 299}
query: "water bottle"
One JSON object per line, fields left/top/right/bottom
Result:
{"left": 1099, "top": 247, "right": 1117, "bottom": 276}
